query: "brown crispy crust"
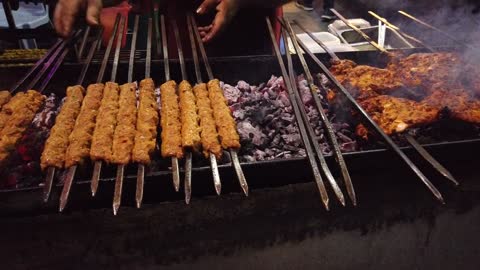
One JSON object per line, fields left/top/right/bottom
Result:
{"left": 112, "top": 83, "right": 137, "bottom": 164}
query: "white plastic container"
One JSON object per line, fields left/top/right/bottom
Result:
{"left": 328, "top": 19, "right": 371, "bottom": 35}
{"left": 286, "top": 31, "right": 357, "bottom": 54}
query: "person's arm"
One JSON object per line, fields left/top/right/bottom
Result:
{"left": 54, "top": 0, "right": 123, "bottom": 37}
{"left": 197, "top": 0, "right": 291, "bottom": 43}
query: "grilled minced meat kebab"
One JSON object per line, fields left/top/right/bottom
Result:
{"left": 41, "top": 86, "right": 84, "bottom": 170}
{"left": 207, "top": 79, "right": 240, "bottom": 150}
{"left": 65, "top": 83, "right": 104, "bottom": 168}
{"left": 0, "top": 91, "right": 28, "bottom": 131}
{"left": 132, "top": 78, "right": 159, "bottom": 165}
{"left": 193, "top": 83, "right": 222, "bottom": 159}
{"left": 179, "top": 80, "right": 201, "bottom": 151}
{"left": 0, "top": 90, "right": 45, "bottom": 163}
{"left": 112, "top": 82, "right": 137, "bottom": 165}
{"left": 0, "top": 91, "right": 11, "bottom": 109}
{"left": 160, "top": 80, "right": 183, "bottom": 159}
{"left": 90, "top": 82, "right": 120, "bottom": 163}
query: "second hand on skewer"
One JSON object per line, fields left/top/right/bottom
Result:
{"left": 331, "top": 11, "right": 459, "bottom": 186}
{"left": 189, "top": 15, "right": 249, "bottom": 196}
{"left": 186, "top": 15, "right": 223, "bottom": 197}
{"left": 282, "top": 19, "right": 354, "bottom": 205}
{"left": 292, "top": 16, "right": 446, "bottom": 202}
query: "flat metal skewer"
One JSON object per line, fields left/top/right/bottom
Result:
{"left": 332, "top": 10, "right": 459, "bottom": 187}
{"left": 112, "top": 15, "right": 135, "bottom": 216}
{"left": 292, "top": 21, "right": 444, "bottom": 203}
{"left": 190, "top": 15, "right": 249, "bottom": 196}
{"left": 281, "top": 27, "right": 345, "bottom": 206}
{"left": 283, "top": 19, "right": 354, "bottom": 205}
{"left": 172, "top": 18, "right": 194, "bottom": 202}
{"left": 37, "top": 38, "right": 82, "bottom": 201}
{"left": 330, "top": 9, "right": 387, "bottom": 53}
{"left": 136, "top": 17, "right": 153, "bottom": 209}
{"left": 266, "top": 17, "right": 330, "bottom": 210}
{"left": 90, "top": 14, "right": 122, "bottom": 196}
{"left": 398, "top": 10, "right": 473, "bottom": 49}
{"left": 77, "top": 26, "right": 91, "bottom": 61}
{"left": 60, "top": 17, "right": 121, "bottom": 212}
{"left": 44, "top": 29, "right": 102, "bottom": 203}
{"left": 367, "top": 11, "right": 433, "bottom": 51}
{"left": 186, "top": 16, "right": 222, "bottom": 197}
{"left": 9, "top": 38, "right": 63, "bottom": 93}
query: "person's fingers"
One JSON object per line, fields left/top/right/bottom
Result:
{"left": 196, "top": 0, "right": 219, "bottom": 15}
{"left": 86, "top": 0, "right": 102, "bottom": 26}
{"left": 202, "top": 2, "right": 227, "bottom": 42}
{"left": 198, "top": 25, "right": 213, "bottom": 32}
{"left": 54, "top": 0, "right": 83, "bottom": 37}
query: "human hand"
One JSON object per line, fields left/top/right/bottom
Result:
{"left": 53, "top": 0, "right": 103, "bottom": 37}
{"left": 196, "top": 0, "right": 239, "bottom": 43}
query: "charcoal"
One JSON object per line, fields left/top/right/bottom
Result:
{"left": 221, "top": 74, "right": 358, "bottom": 163}
{"left": 223, "top": 84, "right": 242, "bottom": 104}
{"left": 237, "top": 81, "right": 251, "bottom": 92}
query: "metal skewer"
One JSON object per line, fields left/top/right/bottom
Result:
{"left": 266, "top": 17, "right": 330, "bottom": 210}
{"left": 60, "top": 16, "right": 122, "bottom": 212}
{"left": 331, "top": 10, "right": 459, "bottom": 187}
{"left": 291, "top": 20, "right": 445, "bottom": 203}
{"left": 367, "top": 11, "right": 433, "bottom": 51}
{"left": 112, "top": 15, "right": 138, "bottom": 215}
{"left": 282, "top": 30, "right": 345, "bottom": 206}
{"left": 160, "top": 15, "right": 182, "bottom": 192}
{"left": 282, "top": 19, "right": 355, "bottom": 205}
{"left": 136, "top": 18, "right": 153, "bottom": 209}
{"left": 189, "top": 15, "right": 249, "bottom": 196}
{"left": 172, "top": 19, "right": 194, "bottom": 203}
{"left": 91, "top": 14, "right": 123, "bottom": 196}
{"left": 186, "top": 16, "right": 223, "bottom": 198}
{"left": 39, "top": 31, "right": 89, "bottom": 202}
{"left": 9, "top": 38, "right": 63, "bottom": 93}
{"left": 330, "top": 9, "right": 387, "bottom": 53}
{"left": 397, "top": 10, "right": 473, "bottom": 49}
{"left": 77, "top": 26, "right": 91, "bottom": 61}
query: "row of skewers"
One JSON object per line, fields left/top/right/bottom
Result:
{"left": 37, "top": 14, "right": 247, "bottom": 214}
{"left": 268, "top": 9, "right": 472, "bottom": 205}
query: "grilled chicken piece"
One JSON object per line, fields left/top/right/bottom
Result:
{"left": 421, "top": 83, "right": 480, "bottom": 124}
{"left": 339, "top": 65, "right": 405, "bottom": 101}
{"left": 112, "top": 83, "right": 137, "bottom": 165}
{"left": 179, "top": 80, "right": 201, "bottom": 150}
{"left": 329, "top": 59, "right": 357, "bottom": 82}
{"left": 0, "top": 91, "right": 11, "bottom": 110}
{"left": 41, "top": 85, "right": 84, "bottom": 170}
{"left": 359, "top": 95, "right": 440, "bottom": 136}
{"left": 0, "top": 90, "right": 45, "bottom": 163}
{"left": 208, "top": 79, "right": 241, "bottom": 150}
{"left": 388, "top": 52, "right": 462, "bottom": 90}
{"left": 160, "top": 80, "right": 183, "bottom": 159}
{"left": 90, "top": 82, "right": 120, "bottom": 163}
{"left": 65, "top": 83, "right": 104, "bottom": 168}
{"left": 132, "top": 78, "right": 159, "bottom": 165}
{"left": 193, "top": 83, "right": 222, "bottom": 159}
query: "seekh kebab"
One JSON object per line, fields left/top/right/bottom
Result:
{"left": 112, "top": 82, "right": 137, "bottom": 165}
{"left": 132, "top": 78, "right": 159, "bottom": 165}
{"left": 65, "top": 83, "right": 104, "bottom": 168}
{"left": 160, "top": 80, "right": 183, "bottom": 159}
{"left": 40, "top": 85, "right": 84, "bottom": 170}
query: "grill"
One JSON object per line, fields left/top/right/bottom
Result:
{"left": 0, "top": 10, "right": 479, "bottom": 216}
